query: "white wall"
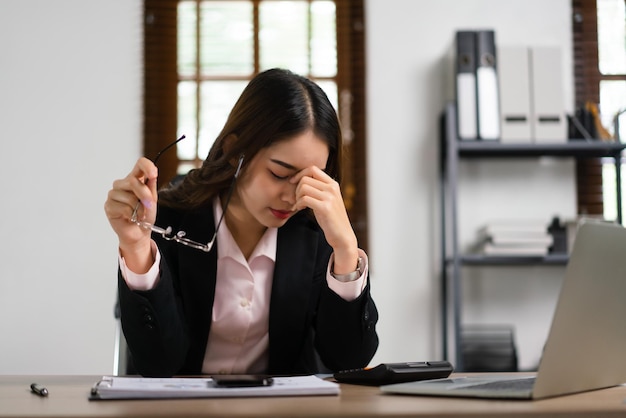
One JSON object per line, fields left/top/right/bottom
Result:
{"left": 0, "top": 0, "right": 573, "bottom": 374}
{"left": 0, "top": 0, "right": 142, "bottom": 374}
{"left": 366, "top": 0, "right": 573, "bottom": 371}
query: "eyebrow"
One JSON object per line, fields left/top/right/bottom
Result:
{"left": 269, "top": 158, "right": 298, "bottom": 171}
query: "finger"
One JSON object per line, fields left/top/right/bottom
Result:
{"left": 104, "top": 198, "right": 134, "bottom": 224}
{"left": 296, "top": 174, "right": 341, "bottom": 199}
{"left": 105, "top": 182, "right": 146, "bottom": 222}
{"left": 104, "top": 192, "right": 152, "bottom": 246}
{"left": 130, "top": 157, "right": 158, "bottom": 183}
{"left": 295, "top": 181, "right": 327, "bottom": 203}
{"left": 104, "top": 189, "right": 125, "bottom": 220}
{"left": 106, "top": 159, "right": 158, "bottom": 222}
{"left": 295, "top": 194, "right": 331, "bottom": 213}
{"left": 295, "top": 181, "right": 344, "bottom": 216}
{"left": 294, "top": 168, "right": 337, "bottom": 196}
{"left": 108, "top": 181, "right": 141, "bottom": 210}
{"left": 290, "top": 165, "right": 329, "bottom": 184}
{"left": 144, "top": 173, "right": 159, "bottom": 204}
{"left": 128, "top": 159, "right": 159, "bottom": 209}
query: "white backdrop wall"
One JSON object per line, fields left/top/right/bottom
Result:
{"left": 0, "top": 0, "right": 142, "bottom": 374}
{"left": 0, "top": 0, "right": 572, "bottom": 374}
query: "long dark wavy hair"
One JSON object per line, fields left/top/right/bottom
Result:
{"left": 158, "top": 68, "right": 343, "bottom": 210}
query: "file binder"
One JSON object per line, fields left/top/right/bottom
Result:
{"left": 498, "top": 46, "right": 532, "bottom": 142}
{"left": 529, "top": 46, "right": 566, "bottom": 142}
{"left": 475, "top": 30, "right": 500, "bottom": 140}
{"left": 455, "top": 31, "right": 478, "bottom": 140}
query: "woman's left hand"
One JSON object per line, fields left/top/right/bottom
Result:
{"left": 291, "top": 166, "right": 359, "bottom": 274}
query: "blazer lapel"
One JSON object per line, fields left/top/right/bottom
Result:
{"left": 268, "top": 217, "right": 319, "bottom": 371}
{"left": 176, "top": 206, "right": 218, "bottom": 372}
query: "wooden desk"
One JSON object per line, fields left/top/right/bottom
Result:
{"left": 2, "top": 375, "right": 626, "bottom": 418}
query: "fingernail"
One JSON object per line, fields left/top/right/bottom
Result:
{"left": 142, "top": 199, "right": 152, "bottom": 209}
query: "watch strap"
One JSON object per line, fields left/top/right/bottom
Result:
{"left": 331, "top": 256, "right": 365, "bottom": 282}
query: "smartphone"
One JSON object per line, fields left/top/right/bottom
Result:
{"left": 212, "top": 374, "right": 274, "bottom": 388}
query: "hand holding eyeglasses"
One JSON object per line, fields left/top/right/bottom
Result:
{"left": 104, "top": 156, "right": 160, "bottom": 273}
{"left": 105, "top": 135, "right": 186, "bottom": 271}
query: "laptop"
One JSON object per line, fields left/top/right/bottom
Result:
{"left": 382, "top": 221, "right": 626, "bottom": 400}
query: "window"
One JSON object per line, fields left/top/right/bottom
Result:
{"left": 144, "top": 0, "right": 370, "bottom": 251}
{"left": 597, "top": 0, "right": 626, "bottom": 220}
{"left": 573, "top": 0, "right": 626, "bottom": 222}
{"left": 175, "top": 0, "right": 338, "bottom": 174}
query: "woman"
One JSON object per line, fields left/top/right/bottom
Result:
{"left": 104, "top": 68, "right": 378, "bottom": 377}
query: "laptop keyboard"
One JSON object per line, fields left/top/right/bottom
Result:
{"left": 454, "top": 377, "right": 536, "bottom": 392}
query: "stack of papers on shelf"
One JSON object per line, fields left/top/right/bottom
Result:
{"left": 476, "top": 221, "right": 552, "bottom": 256}
{"left": 89, "top": 375, "right": 339, "bottom": 400}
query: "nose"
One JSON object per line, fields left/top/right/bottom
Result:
{"left": 280, "top": 182, "right": 297, "bottom": 206}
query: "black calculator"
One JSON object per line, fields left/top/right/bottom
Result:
{"left": 333, "top": 361, "right": 453, "bottom": 386}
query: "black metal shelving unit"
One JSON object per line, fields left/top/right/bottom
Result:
{"left": 440, "top": 102, "right": 626, "bottom": 370}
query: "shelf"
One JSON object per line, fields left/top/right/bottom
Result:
{"left": 437, "top": 102, "right": 625, "bottom": 370}
{"left": 456, "top": 254, "right": 569, "bottom": 266}
{"left": 455, "top": 140, "right": 626, "bottom": 158}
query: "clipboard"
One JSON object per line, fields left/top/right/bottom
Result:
{"left": 89, "top": 375, "right": 340, "bottom": 400}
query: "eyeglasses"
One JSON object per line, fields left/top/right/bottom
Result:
{"left": 130, "top": 136, "right": 244, "bottom": 252}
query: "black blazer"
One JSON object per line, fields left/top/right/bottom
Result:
{"left": 118, "top": 205, "right": 379, "bottom": 377}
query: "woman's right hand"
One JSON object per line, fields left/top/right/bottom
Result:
{"left": 104, "top": 157, "right": 159, "bottom": 272}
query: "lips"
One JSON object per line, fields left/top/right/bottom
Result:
{"left": 270, "top": 208, "right": 292, "bottom": 220}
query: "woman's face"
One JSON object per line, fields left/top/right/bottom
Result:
{"left": 230, "top": 130, "right": 329, "bottom": 230}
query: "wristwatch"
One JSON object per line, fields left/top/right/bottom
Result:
{"left": 331, "top": 257, "right": 365, "bottom": 282}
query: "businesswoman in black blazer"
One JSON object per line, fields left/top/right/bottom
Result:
{"left": 104, "top": 68, "right": 378, "bottom": 377}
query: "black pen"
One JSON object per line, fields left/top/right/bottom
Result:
{"left": 30, "top": 383, "right": 48, "bottom": 397}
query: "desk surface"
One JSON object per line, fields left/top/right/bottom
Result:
{"left": 2, "top": 375, "right": 626, "bottom": 418}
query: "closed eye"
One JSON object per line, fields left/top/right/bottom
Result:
{"left": 270, "top": 170, "right": 289, "bottom": 180}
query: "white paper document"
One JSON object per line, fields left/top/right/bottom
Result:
{"left": 90, "top": 375, "right": 340, "bottom": 400}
